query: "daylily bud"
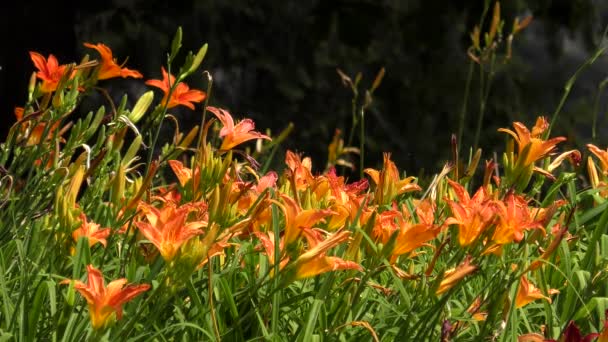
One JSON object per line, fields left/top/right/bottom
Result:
{"left": 588, "top": 156, "right": 600, "bottom": 189}
{"left": 121, "top": 135, "right": 142, "bottom": 167}
{"left": 187, "top": 44, "right": 208, "bottom": 75}
{"left": 28, "top": 72, "right": 36, "bottom": 101}
{"left": 128, "top": 91, "right": 154, "bottom": 124}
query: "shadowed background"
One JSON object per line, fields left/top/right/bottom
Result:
{"left": 1, "top": 0, "right": 607, "bottom": 177}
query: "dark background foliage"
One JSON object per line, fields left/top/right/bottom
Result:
{"left": 1, "top": 0, "right": 607, "bottom": 176}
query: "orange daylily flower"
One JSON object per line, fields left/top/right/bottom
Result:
{"left": 29, "top": 51, "right": 74, "bottom": 92}
{"left": 445, "top": 179, "right": 497, "bottom": 246}
{"left": 515, "top": 275, "right": 558, "bottom": 308}
{"left": 391, "top": 204, "right": 442, "bottom": 260}
{"left": 466, "top": 297, "right": 487, "bottom": 321}
{"left": 597, "top": 310, "right": 608, "bottom": 342}
{"left": 371, "top": 209, "right": 401, "bottom": 244}
{"left": 371, "top": 201, "right": 441, "bottom": 262}
{"left": 290, "top": 230, "right": 362, "bottom": 281}
{"left": 280, "top": 194, "right": 334, "bottom": 245}
{"left": 168, "top": 159, "right": 198, "bottom": 187}
{"left": 436, "top": 256, "right": 478, "bottom": 295}
{"left": 134, "top": 201, "right": 207, "bottom": 261}
{"left": 84, "top": 43, "right": 143, "bottom": 80}
{"left": 254, "top": 231, "right": 290, "bottom": 272}
{"left": 233, "top": 171, "right": 277, "bottom": 214}
{"left": 285, "top": 150, "right": 315, "bottom": 191}
{"left": 498, "top": 116, "right": 566, "bottom": 167}
{"left": 492, "top": 192, "right": 543, "bottom": 245}
{"left": 207, "top": 106, "right": 271, "bottom": 150}
{"left": 62, "top": 265, "right": 150, "bottom": 330}
{"left": 588, "top": 144, "right": 608, "bottom": 175}
{"left": 146, "top": 67, "right": 205, "bottom": 109}
{"left": 322, "top": 168, "right": 369, "bottom": 228}
{"left": 72, "top": 213, "right": 111, "bottom": 248}
{"left": 364, "top": 153, "right": 421, "bottom": 205}
{"left": 14, "top": 107, "right": 63, "bottom": 146}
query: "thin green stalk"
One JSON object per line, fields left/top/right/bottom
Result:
{"left": 546, "top": 33, "right": 608, "bottom": 138}
{"left": 359, "top": 107, "right": 365, "bottom": 179}
{"left": 473, "top": 53, "right": 496, "bottom": 151}
{"left": 346, "top": 91, "right": 359, "bottom": 149}
{"left": 208, "top": 257, "right": 220, "bottom": 341}
{"left": 271, "top": 190, "right": 281, "bottom": 339}
{"left": 196, "top": 71, "right": 213, "bottom": 150}
{"left": 457, "top": 61, "right": 475, "bottom": 153}
{"left": 146, "top": 63, "right": 178, "bottom": 172}
{"left": 592, "top": 78, "right": 608, "bottom": 143}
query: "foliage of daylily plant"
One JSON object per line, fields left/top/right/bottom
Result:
{"left": 4, "top": 20, "right": 608, "bottom": 341}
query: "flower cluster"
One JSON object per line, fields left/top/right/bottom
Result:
{"left": 4, "top": 30, "right": 605, "bottom": 341}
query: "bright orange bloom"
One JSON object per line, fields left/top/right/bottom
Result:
{"left": 207, "top": 106, "right": 271, "bottom": 150}
{"left": 29, "top": 51, "right": 73, "bottom": 92}
{"left": 290, "top": 230, "right": 362, "bottom": 281}
{"left": 492, "top": 192, "right": 543, "bottom": 245}
{"left": 254, "top": 231, "right": 289, "bottom": 272}
{"left": 168, "top": 159, "right": 198, "bottom": 187}
{"left": 391, "top": 203, "right": 442, "bottom": 260}
{"left": 280, "top": 194, "right": 334, "bottom": 245}
{"left": 322, "top": 168, "right": 369, "bottom": 228}
{"left": 515, "top": 275, "right": 557, "bottom": 308}
{"left": 134, "top": 201, "right": 207, "bottom": 261}
{"left": 588, "top": 144, "right": 608, "bottom": 175}
{"left": 436, "top": 256, "right": 478, "bottom": 295}
{"left": 146, "top": 67, "right": 205, "bottom": 109}
{"left": 498, "top": 116, "right": 566, "bottom": 167}
{"left": 233, "top": 171, "right": 277, "bottom": 215}
{"left": 371, "top": 202, "right": 438, "bottom": 258}
{"left": 285, "top": 150, "right": 315, "bottom": 191}
{"left": 444, "top": 179, "right": 496, "bottom": 246}
{"left": 72, "top": 213, "right": 111, "bottom": 248}
{"left": 466, "top": 297, "right": 487, "bottom": 321}
{"left": 364, "top": 153, "right": 421, "bottom": 205}
{"left": 83, "top": 43, "right": 143, "bottom": 80}
{"left": 597, "top": 310, "right": 608, "bottom": 342}
{"left": 63, "top": 265, "right": 149, "bottom": 330}
{"left": 371, "top": 209, "right": 401, "bottom": 244}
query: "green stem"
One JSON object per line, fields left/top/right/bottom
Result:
{"left": 473, "top": 53, "right": 495, "bottom": 152}
{"left": 359, "top": 107, "right": 365, "bottom": 179}
{"left": 592, "top": 78, "right": 608, "bottom": 143}
{"left": 458, "top": 61, "right": 475, "bottom": 153}
{"left": 146, "top": 63, "right": 179, "bottom": 173}
{"left": 196, "top": 72, "right": 213, "bottom": 149}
